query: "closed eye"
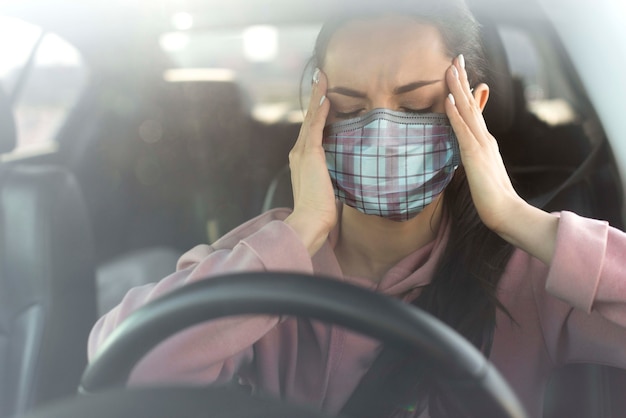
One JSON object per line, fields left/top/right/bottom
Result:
{"left": 401, "top": 107, "right": 432, "bottom": 114}
{"left": 333, "top": 106, "right": 431, "bottom": 119}
{"left": 333, "top": 109, "right": 365, "bottom": 119}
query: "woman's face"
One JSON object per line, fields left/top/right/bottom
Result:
{"left": 323, "top": 16, "right": 453, "bottom": 124}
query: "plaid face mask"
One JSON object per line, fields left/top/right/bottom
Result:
{"left": 322, "top": 109, "right": 460, "bottom": 222}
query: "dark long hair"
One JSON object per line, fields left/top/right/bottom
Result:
{"left": 310, "top": 1, "right": 516, "bottom": 416}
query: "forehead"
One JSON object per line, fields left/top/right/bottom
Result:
{"left": 324, "top": 16, "right": 451, "bottom": 85}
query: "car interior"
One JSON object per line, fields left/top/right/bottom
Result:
{"left": 0, "top": 0, "right": 625, "bottom": 417}
{"left": 0, "top": 72, "right": 96, "bottom": 417}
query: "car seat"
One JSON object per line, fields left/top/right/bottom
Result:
{"left": 95, "top": 77, "right": 257, "bottom": 315}
{"left": 0, "top": 87, "right": 97, "bottom": 417}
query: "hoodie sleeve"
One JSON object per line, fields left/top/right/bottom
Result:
{"left": 87, "top": 213, "right": 314, "bottom": 386}
{"left": 535, "top": 211, "right": 626, "bottom": 367}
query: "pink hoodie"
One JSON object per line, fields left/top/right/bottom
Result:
{"left": 88, "top": 208, "right": 626, "bottom": 417}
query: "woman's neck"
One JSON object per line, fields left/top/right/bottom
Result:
{"left": 334, "top": 196, "right": 444, "bottom": 282}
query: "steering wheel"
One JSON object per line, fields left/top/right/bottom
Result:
{"left": 31, "top": 272, "right": 527, "bottom": 418}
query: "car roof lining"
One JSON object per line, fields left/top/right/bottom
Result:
{"left": 2, "top": 0, "right": 546, "bottom": 37}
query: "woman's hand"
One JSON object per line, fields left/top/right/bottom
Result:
{"left": 444, "top": 55, "right": 522, "bottom": 233}
{"left": 284, "top": 69, "right": 337, "bottom": 256}
{"left": 445, "top": 55, "right": 559, "bottom": 264}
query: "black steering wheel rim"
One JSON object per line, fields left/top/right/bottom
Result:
{"left": 81, "top": 272, "right": 527, "bottom": 417}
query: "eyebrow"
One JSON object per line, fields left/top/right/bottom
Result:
{"left": 394, "top": 79, "right": 442, "bottom": 95}
{"left": 327, "top": 79, "right": 442, "bottom": 98}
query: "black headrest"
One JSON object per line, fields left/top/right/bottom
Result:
{"left": 0, "top": 86, "right": 17, "bottom": 154}
{"left": 177, "top": 80, "right": 249, "bottom": 116}
{"left": 479, "top": 18, "right": 515, "bottom": 136}
{"left": 168, "top": 78, "right": 252, "bottom": 143}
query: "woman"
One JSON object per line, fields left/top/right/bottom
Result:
{"left": 88, "top": 1, "right": 626, "bottom": 417}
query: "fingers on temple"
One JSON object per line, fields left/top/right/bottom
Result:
{"left": 445, "top": 90, "right": 475, "bottom": 152}
{"left": 447, "top": 57, "right": 487, "bottom": 139}
{"left": 304, "top": 68, "right": 329, "bottom": 148}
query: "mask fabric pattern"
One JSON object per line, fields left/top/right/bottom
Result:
{"left": 322, "top": 109, "right": 460, "bottom": 221}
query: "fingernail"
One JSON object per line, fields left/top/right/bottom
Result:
{"left": 451, "top": 65, "right": 459, "bottom": 79}
{"left": 448, "top": 93, "right": 456, "bottom": 106}
{"left": 458, "top": 54, "right": 465, "bottom": 70}
{"left": 312, "top": 68, "right": 320, "bottom": 85}
{"left": 319, "top": 95, "right": 326, "bottom": 106}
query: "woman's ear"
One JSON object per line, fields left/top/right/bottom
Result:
{"left": 473, "top": 82, "right": 490, "bottom": 112}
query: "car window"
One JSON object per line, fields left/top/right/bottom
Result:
{"left": 160, "top": 24, "right": 321, "bottom": 123}
{"left": 498, "top": 24, "right": 579, "bottom": 126}
{"left": 0, "top": 16, "right": 88, "bottom": 160}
